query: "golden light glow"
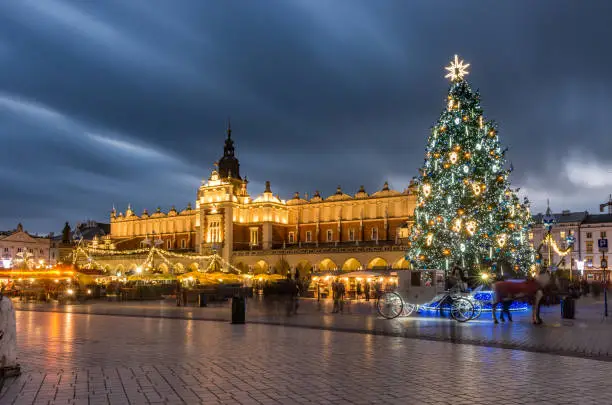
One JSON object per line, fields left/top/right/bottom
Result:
{"left": 479, "top": 116, "right": 484, "bottom": 129}
{"left": 471, "top": 183, "right": 481, "bottom": 196}
{"left": 445, "top": 54, "right": 470, "bottom": 81}
{"left": 481, "top": 273, "right": 489, "bottom": 280}
{"left": 466, "top": 221, "right": 477, "bottom": 236}
{"left": 422, "top": 183, "right": 432, "bottom": 197}
{"left": 497, "top": 234, "right": 507, "bottom": 247}
{"left": 449, "top": 151, "right": 458, "bottom": 164}
{"left": 452, "top": 218, "right": 462, "bottom": 233}
{"left": 426, "top": 233, "right": 433, "bottom": 246}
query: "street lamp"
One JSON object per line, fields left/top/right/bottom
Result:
{"left": 2, "top": 259, "right": 11, "bottom": 268}
{"left": 136, "top": 266, "right": 143, "bottom": 274}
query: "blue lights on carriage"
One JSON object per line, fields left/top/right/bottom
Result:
{"left": 417, "top": 290, "right": 529, "bottom": 313}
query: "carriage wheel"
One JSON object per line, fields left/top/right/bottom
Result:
{"left": 377, "top": 292, "right": 403, "bottom": 319}
{"left": 401, "top": 302, "right": 417, "bottom": 316}
{"left": 450, "top": 297, "right": 474, "bottom": 322}
{"left": 470, "top": 299, "right": 482, "bottom": 320}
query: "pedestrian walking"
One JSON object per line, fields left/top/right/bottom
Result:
{"left": 364, "top": 282, "right": 370, "bottom": 301}
{"left": 332, "top": 279, "right": 340, "bottom": 313}
{"left": 356, "top": 282, "right": 362, "bottom": 300}
{"left": 338, "top": 280, "right": 346, "bottom": 313}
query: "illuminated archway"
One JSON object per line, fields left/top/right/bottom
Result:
{"left": 319, "top": 258, "right": 338, "bottom": 271}
{"left": 342, "top": 258, "right": 362, "bottom": 271}
{"left": 253, "top": 260, "right": 269, "bottom": 275}
{"left": 295, "top": 260, "right": 312, "bottom": 277}
{"left": 393, "top": 257, "right": 410, "bottom": 269}
{"left": 367, "top": 257, "right": 388, "bottom": 269}
{"left": 274, "top": 258, "right": 290, "bottom": 275}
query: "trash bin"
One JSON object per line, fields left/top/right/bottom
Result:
{"left": 198, "top": 293, "right": 207, "bottom": 307}
{"left": 231, "top": 295, "right": 246, "bottom": 324}
{"left": 561, "top": 296, "right": 575, "bottom": 319}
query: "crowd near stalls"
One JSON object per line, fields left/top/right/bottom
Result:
{"left": 0, "top": 264, "right": 103, "bottom": 302}
{"left": 309, "top": 271, "right": 398, "bottom": 300}
{"left": 0, "top": 255, "right": 404, "bottom": 305}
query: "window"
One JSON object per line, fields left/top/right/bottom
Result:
{"left": 371, "top": 227, "right": 378, "bottom": 241}
{"left": 167, "top": 240, "right": 172, "bottom": 249}
{"left": 586, "top": 241, "right": 593, "bottom": 254}
{"left": 3, "top": 248, "right": 7, "bottom": 253}
{"left": 208, "top": 221, "right": 220, "bottom": 243}
{"left": 326, "top": 230, "right": 333, "bottom": 242}
{"left": 602, "top": 231, "right": 607, "bottom": 238}
{"left": 181, "top": 240, "right": 186, "bottom": 249}
{"left": 40, "top": 249, "right": 44, "bottom": 254}
{"left": 52, "top": 252, "right": 55, "bottom": 259}
{"left": 586, "top": 232, "right": 593, "bottom": 239}
{"left": 306, "top": 231, "right": 312, "bottom": 243}
{"left": 288, "top": 232, "right": 295, "bottom": 244}
{"left": 17, "top": 248, "right": 22, "bottom": 253}
{"left": 560, "top": 231, "right": 565, "bottom": 239}
{"left": 250, "top": 228, "right": 259, "bottom": 246}
{"left": 586, "top": 256, "right": 593, "bottom": 267}
{"left": 569, "top": 230, "right": 575, "bottom": 236}
{"left": 349, "top": 229, "right": 355, "bottom": 241}
{"left": 28, "top": 248, "right": 33, "bottom": 253}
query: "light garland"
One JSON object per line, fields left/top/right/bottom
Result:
{"left": 72, "top": 243, "right": 244, "bottom": 274}
{"left": 544, "top": 234, "right": 572, "bottom": 257}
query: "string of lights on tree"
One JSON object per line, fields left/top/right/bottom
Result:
{"left": 406, "top": 55, "right": 536, "bottom": 275}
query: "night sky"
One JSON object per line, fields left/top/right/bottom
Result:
{"left": 1, "top": 1, "right": 612, "bottom": 234}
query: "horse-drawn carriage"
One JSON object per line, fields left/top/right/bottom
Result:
{"left": 376, "top": 269, "right": 481, "bottom": 322}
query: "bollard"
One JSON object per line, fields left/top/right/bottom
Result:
{"left": 0, "top": 294, "right": 20, "bottom": 377}
{"left": 231, "top": 295, "right": 246, "bottom": 324}
{"left": 561, "top": 296, "right": 575, "bottom": 319}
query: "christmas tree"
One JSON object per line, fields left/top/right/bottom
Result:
{"left": 407, "top": 55, "right": 535, "bottom": 277}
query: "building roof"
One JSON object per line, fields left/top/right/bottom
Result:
{"left": 583, "top": 214, "right": 612, "bottom": 224}
{"left": 532, "top": 211, "right": 588, "bottom": 224}
{"left": 53, "top": 221, "right": 110, "bottom": 241}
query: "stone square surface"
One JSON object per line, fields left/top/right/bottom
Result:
{"left": 2, "top": 307, "right": 612, "bottom": 404}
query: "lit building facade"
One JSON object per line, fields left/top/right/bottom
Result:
{"left": 0, "top": 223, "right": 52, "bottom": 268}
{"left": 108, "top": 125, "right": 417, "bottom": 273}
{"left": 531, "top": 208, "right": 612, "bottom": 279}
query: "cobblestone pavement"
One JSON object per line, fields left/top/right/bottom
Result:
{"left": 2, "top": 310, "right": 612, "bottom": 405}
{"left": 13, "top": 296, "right": 612, "bottom": 361}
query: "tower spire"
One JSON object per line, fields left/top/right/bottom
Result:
{"left": 217, "top": 117, "right": 241, "bottom": 179}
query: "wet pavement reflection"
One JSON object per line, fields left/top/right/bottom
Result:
{"left": 12, "top": 296, "right": 612, "bottom": 360}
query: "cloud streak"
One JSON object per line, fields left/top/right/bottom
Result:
{"left": 0, "top": 1, "right": 611, "bottom": 232}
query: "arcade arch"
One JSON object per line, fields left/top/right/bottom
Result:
{"left": 319, "top": 258, "right": 338, "bottom": 271}
{"left": 342, "top": 258, "right": 362, "bottom": 271}
{"left": 393, "top": 257, "right": 410, "bottom": 269}
{"left": 367, "top": 257, "right": 389, "bottom": 269}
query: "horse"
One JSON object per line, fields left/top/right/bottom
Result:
{"left": 491, "top": 272, "right": 557, "bottom": 325}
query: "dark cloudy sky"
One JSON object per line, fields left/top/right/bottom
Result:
{"left": 1, "top": 1, "right": 612, "bottom": 233}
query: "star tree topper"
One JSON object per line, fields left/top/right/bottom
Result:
{"left": 445, "top": 54, "right": 470, "bottom": 82}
